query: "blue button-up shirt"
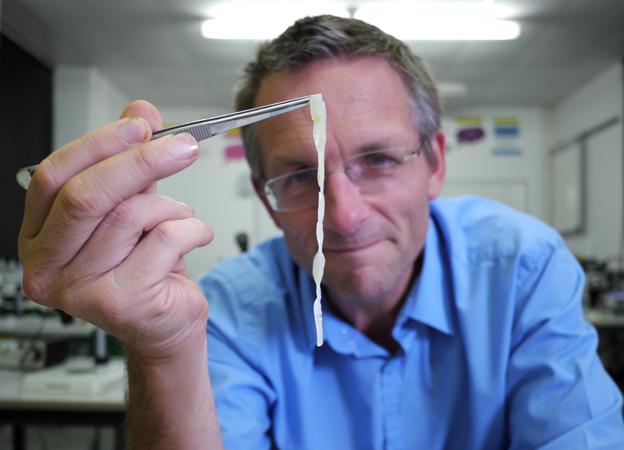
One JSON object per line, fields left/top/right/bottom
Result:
{"left": 200, "top": 196, "right": 624, "bottom": 449}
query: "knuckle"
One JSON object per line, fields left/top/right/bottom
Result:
{"left": 22, "top": 264, "right": 53, "bottom": 304}
{"left": 78, "top": 123, "right": 138, "bottom": 165}
{"left": 106, "top": 198, "right": 139, "bottom": 228}
{"left": 32, "top": 157, "right": 61, "bottom": 193}
{"left": 22, "top": 268, "right": 45, "bottom": 301}
{"left": 59, "top": 176, "right": 101, "bottom": 219}
{"left": 152, "top": 222, "right": 179, "bottom": 248}
{"left": 192, "top": 218, "right": 214, "bottom": 243}
{"left": 22, "top": 263, "right": 79, "bottom": 316}
{"left": 132, "top": 144, "right": 157, "bottom": 178}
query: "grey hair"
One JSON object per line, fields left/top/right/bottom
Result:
{"left": 235, "top": 14, "right": 441, "bottom": 180}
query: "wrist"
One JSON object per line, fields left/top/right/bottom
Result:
{"left": 125, "top": 318, "right": 208, "bottom": 366}
{"left": 126, "top": 331, "right": 222, "bottom": 450}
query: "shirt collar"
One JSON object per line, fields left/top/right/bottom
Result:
{"left": 298, "top": 266, "right": 390, "bottom": 356}
{"left": 399, "top": 215, "right": 454, "bottom": 337}
{"left": 301, "top": 213, "right": 454, "bottom": 354}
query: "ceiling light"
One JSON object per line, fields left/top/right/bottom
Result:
{"left": 201, "top": 0, "right": 520, "bottom": 41}
{"left": 355, "top": 1, "right": 521, "bottom": 40}
{"left": 357, "top": 1, "right": 514, "bottom": 20}
{"left": 201, "top": 1, "right": 349, "bottom": 40}
{"left": 438, "top": 82, "right": 468, "bottom": 98}
{"left": 358, "top": 18, "right": 521, "bottom": 40}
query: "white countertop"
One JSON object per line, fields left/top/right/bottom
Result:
{"left": 0, "top": 358, "right": 125, "bottom": 412}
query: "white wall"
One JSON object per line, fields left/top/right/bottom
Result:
{"left": 441, "top": 107, "right": 549, "bottom": 221}
{"left": 54, "top": 66, "right": 130, "bottom": 148}
{"left": 551, "top": 62, "right": 623, "bottom": 264}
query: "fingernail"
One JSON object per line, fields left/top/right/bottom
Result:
{"left": 120, "top": 117, "right": 149, "bottom": 144}
{"left": 167, "top": 134, "right": 199, "bottom": 159}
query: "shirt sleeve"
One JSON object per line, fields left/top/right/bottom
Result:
{"left": 200, "top": 271, "right": 276, "bottom": 450}
{"left": 507, "top": 240, "right": 624, "bottom": 449}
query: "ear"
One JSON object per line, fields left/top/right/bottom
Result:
{"left": 426, "top": 130, "right": 446, "bottom": 199}
{"left": 251, "top": 176, "right": 283, "bottom": 230}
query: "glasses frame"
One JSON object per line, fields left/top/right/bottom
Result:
{"left": 262, "top": 145, "right": 422, "bottom": 212}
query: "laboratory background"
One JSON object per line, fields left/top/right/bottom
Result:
{"left": 1, "top": 0, "right": 624, "bottom": 448}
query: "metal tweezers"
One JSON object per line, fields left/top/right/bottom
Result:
{"left": 16, "top": 95, "right": 314, "bottom": 189}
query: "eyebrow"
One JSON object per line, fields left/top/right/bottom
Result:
{"left": 352, "top": 137, "right": 405, "bottom": 154}
{"left": 273, "top": 153, "right": 315, "bottom": 166}
{"left": 267, "top": 153, "right": 317, "bottom": 177}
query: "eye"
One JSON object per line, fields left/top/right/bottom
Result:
{"left": 281, "top": 168, "right": 317, "bottom": 189}
{"left": 358, "top": 150, "right": 401, "bottom": 169}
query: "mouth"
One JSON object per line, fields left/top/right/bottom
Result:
{"left": 323, "top": 240, "right": 382, "bottom": 255}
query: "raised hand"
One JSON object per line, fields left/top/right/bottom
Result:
{"left": 18, "top": 100, "right": 214, "bottom": 359}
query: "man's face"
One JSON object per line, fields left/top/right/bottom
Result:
{"left": 254, "top": 56, "right": 445, "bottom": 308}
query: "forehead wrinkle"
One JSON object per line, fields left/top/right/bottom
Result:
{"left": 328, "top": 96, "right": 417, "bottom": 160}
{"left": 332, "top": 114, "right": 418, "bottom": 162}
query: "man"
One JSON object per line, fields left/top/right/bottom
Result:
{"left": 18, "top": 15, "right": 624, "bottom": 450}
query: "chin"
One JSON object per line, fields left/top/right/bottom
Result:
{"left": 324, "top": 265, "right": 396, "bottom": 303}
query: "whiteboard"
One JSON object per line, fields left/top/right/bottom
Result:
{"left": 551, "top": 142, "right": 584, "bottom": 235}
{"left": 441, "top": 178, "right": 528, "bottom": 212}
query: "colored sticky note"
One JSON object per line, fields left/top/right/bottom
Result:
{"left": 457, "top": 127, "right": 485, "bottom": 143}
{"left": 225, "top": 144, "right": 245, "bottom": 160}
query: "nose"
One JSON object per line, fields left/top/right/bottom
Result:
{"left": 322, "top": 172, "right": 369, "bottom": 234}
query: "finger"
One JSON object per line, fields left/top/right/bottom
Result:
{"left": 119, "top": 100, "right": 164, "bottom": 195}
{"left": 21, "top": 115, "right": 152, "bottom": 239}
{"left": 22, "top": 100, "right": 163, "bottom": 239}
{"left": 31, "top": 133, "right": 200, "bottom": 268}
{"left": 115, "top": 217, "right": 213, "bottom": 289}
{"left": 119, "top": 100, "right": 163, "bottom": 132}
{"left": 68, "top": 194, "right": 195, "bottom": 279}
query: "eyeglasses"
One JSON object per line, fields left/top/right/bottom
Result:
{"left": 263, "top": 146, "right": 422, "bottom": 212}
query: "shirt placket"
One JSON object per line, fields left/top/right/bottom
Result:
{"left": 381, "top": 356, "right": 404, "bottom": 450}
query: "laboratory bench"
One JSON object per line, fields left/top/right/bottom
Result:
{"left": 0, "top": 359, "right": 126, "bottom": 450}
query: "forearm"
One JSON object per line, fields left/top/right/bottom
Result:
{"left": 126, "top": 333, "right": 223, "bottom": 450}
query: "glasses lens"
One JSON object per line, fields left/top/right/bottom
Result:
{"left": 265, "top": 167, "right": 319, "bottom": 211}
{"left": 348, "top": 148, "right": 413, "bottom": 190}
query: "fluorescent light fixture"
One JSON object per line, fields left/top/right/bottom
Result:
{"left": 358, "top": 18, "right": 521, "bottom": 41}
{"left": 201, "top": 0, "right": 520, "bottom": 41}
{"left": 438, "top": 82, "right": 468, "bottom": 98}
{"left": 357, "top": 1, "right": 514, "bottom": 20}
{"left": 355, "top": 1, "right": 521, "bottom": 40}
{"left": 201, "top": 1, "right": 349, "bottom": 40}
